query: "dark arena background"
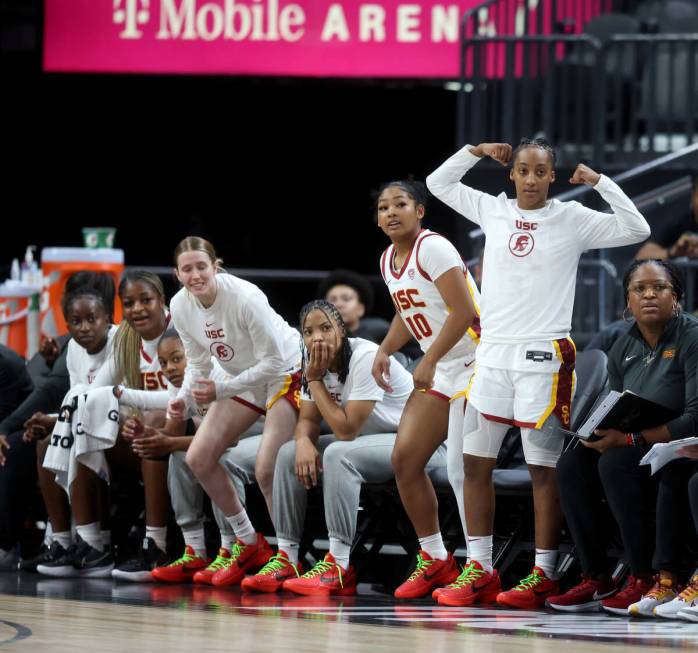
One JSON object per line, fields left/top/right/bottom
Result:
{"left": 1, "top": 1, "right": 698, "bottom": 652}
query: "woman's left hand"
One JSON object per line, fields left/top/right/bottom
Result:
{"left": 305, "top": 342, "right": 332, "bottom": 381}
{"left": 581, "top": 428, "right": 627, "bottom": 453}
{"left": 192, "top": 378, "right": 216, "bottom": 404}
{"left": 131, "top": 426, "right": 174, "bottom": 458}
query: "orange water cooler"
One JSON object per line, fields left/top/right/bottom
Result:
{"left": 41, "top": 247, "right": 125, "bottom": 338}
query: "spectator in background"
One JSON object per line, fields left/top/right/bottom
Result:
{"left": 636, "top": 178, "right": 698, "bottom": 260}
{"left": 318, "top": 269, "right": 390, "bottom": 345}
{"left": 0, "top": 344, "right": 34, "bottom": 423}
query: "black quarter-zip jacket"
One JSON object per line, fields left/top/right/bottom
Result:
{"left": 607, "top": 312, "right": 698, "bottom": 440}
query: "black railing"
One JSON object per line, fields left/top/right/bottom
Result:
{"left": 457, "top": 31, "right": 698, "bottom": 168}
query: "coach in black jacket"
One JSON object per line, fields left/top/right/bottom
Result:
{"left": 550, "top": 260, "right": 698, "bottom": 615}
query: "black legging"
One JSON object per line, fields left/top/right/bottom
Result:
{"left": 558, "top": 444, "right": 696, "bottom": 576}
{"left": 0, "top": 430, "right": 38, "bottom": 552}
{"left": 690, "top": 469, "right": 698, "bottom": 536}
{"left": 557, "top": 443, "right": 657, "bottom": 576}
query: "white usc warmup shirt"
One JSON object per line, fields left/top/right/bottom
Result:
{"left": 427, "top": 145, "right": 650, "bottom": 369}
{"left": 171, "top": 273, "right": 300, "bottom": 403}
{"left": 380, "top": 229, "right": 481, "bottom": 364}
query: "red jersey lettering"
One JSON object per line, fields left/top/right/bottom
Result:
{"left": 391, "top": 289, "right": 427, "bottom": 314}
{"left": 141, "top": 371, "right": 167, "bottom": 390}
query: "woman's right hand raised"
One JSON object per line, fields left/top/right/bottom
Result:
{"left": 168, "top": 397, "right": 187, "bottom": 421}
{"left": 372, "top": 350, "right": 393, "bottom": 393}
{"left": 470, "top": 143, "right": 512, "bottom": 166}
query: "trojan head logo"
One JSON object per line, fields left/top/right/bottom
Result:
{"left": 210, "top": 342, "right": 235, "bottom": 362}
{"left": 508, "top": 232, "right": 535, "bottom": 257}
{"left": 408, "top": 269, "right": 415, "bottom": 280}
{"left": 113, "top": 0, "right": 151, "bottom": 39}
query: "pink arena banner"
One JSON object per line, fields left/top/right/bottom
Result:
{"left": 44, "top": 0, "right": 489, "bottom": 77}
{"left": 45, "top": 1, "right": 608, "bottom": 77}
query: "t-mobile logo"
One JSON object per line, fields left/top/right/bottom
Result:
{"left": 113, "top": 0, "right": 151, "bottom": 39}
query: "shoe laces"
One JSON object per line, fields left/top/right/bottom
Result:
{"left": 167, "top": 548, "right": 198, "bottom": 568}
{"left": 406, "top": 553, "right": 434, "bottom": 582}
{"left": 257, "top": 553, "right": 297, "bottom": 576}
{"left": 228, "top": 541, "right": 249, "bottom": 563}
{"left": 645, "top": 576, "right": 676, "bottom": 599}
{"left": 566, "top": 575, "right": 601, "bottom": 596}
{"left": 678, "top": 575, "right": 698, "bottom": 601}
{"left": 207, "top": 551, "right": 231, "bottom": 572}
{"left": 513, "top": 568, "right": 545, "bottom": 591}
{"left": 301, "top": 559, "right": 342, "bottom": 587}
{"left": 447, "top": 562, "right": 485, "bottom": 589}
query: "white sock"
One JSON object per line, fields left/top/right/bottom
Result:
{"left": 468, "top": 535, "right": 493, "bottom": 573}
{"left": 145, "top": 525, "right": 167, "bottom": 553}
{"left": 76, "top": 522, "right": 102, "bottom": 551}
{"left": 101, "top": 530, "right": 111, "bottom": 550}
{"left": 220, "top": 533, "right": 235, "bottom": 552}
{"left": 329, "top": 538, "right": 351, "bottom": 570}
{"left": 52, "top": 531, "right": 72, "bottom": 550}
{"left": 418, "top": 532, "right": 448, "bottom": 561}
{"left": 277, "top": 538, "right": 299, "bottom": 565}
{"left": 182, "top": 528, "right": 206, "bottom": 558}
{"left": 535, "top": 549, "right": 559, "bottom": 579}
{"left": 225, "top": 510, "right": 256, "bottom": 545}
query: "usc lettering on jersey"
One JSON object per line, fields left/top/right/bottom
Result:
{"left": 380, "top": 229, "right": 480, "bottom": 363}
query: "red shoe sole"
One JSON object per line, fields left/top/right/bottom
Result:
{"left": 285, "top": 583, "right": 357, "bottom": 597}
{"left": 437, "top": 588, "right": 501, "bottom": 607}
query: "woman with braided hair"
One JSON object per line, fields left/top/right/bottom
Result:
{"left": 241, "top": 299, "right": 414, "bottom": 595}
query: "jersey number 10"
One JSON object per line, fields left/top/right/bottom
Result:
{"left": 405, "top": 314, "right": 433, "bottom": 340}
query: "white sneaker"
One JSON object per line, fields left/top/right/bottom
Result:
{"left": 0, "top": 548, "right": 19, "bottom": 571}
{"left": 678, "top": 604, "right": 698, "bottom": 622}
{"left": 628, "top": 577, "right": 677, "bottom": 617}
{"left": 655, "top": 574, "right": 698, "bottom": 619}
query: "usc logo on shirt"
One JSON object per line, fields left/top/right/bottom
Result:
{"left": 142, "top": 371, "right": 168, "bottom": 390}
{"left": 391, "top": 289, "right": 427, "bottom": 313}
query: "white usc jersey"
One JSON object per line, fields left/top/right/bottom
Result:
{"left": 426, "top": 145, "right": 650, "bottom": 346}
{"left": 380, "top": 229, "right": 481, "bottom": 363}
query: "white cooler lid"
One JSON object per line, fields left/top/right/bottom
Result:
{"left": 41, "top": 247, "right": 124, "bottom": 264}
{"left": 0, "top": 281, "right": 41, "bottom": 297}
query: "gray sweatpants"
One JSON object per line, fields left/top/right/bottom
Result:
{"left": 272, "top": 433, "right": 447, "bottom": 546}
{"left": 167, "top": 432, "right": 263, "bottom": 537}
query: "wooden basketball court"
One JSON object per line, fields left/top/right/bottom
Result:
{"left": 0, "top": 573, "right": 696, "bottom": 652}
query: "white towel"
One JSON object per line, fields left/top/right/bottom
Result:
{"left": 43, "top": 386, "right": 120, "bottom": 493}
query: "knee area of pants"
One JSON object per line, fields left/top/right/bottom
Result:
{"left": 689, "top": 473, "right": 698, "bottom": 494}
{"left": 596, "top": 447, "right": 627, "bottom": 481}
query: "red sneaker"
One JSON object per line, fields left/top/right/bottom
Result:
{"left": 151, "top": 546, "right": 209, "bottom": 583}
{"left": 241, "top": 551, "right": 303, "bottom": 593}
{"left": 436, "top": 561, "right": 502, "bottom": 607}
{"left": 283, "top": 553, "right": 357, "bottom": 596}
{"left": 210, "top": 534, "right": 273, "bottom": 587}
{"left": 547, "top": 575, "right": 619, "bottom": 612}
{"left": 394, "top": 551, "right": 459, "bottom": 600}
{"left": 192, "top": 548, "right": 231, "bottom": 585}
{"left": 496, "top": 566, "right": 559, "bottom": 609}
{"left": 601, "top": 575, "right": 654, "bottom": 616}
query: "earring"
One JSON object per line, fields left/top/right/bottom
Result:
{"left": 623, "top": 306, "right": 633, "bottom": 322}
{"left": 672, "top": 302, "right": 680, "bottom": 317}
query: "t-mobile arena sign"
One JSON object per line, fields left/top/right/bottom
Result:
{"left": 44, "top": 0, "right": 489, "bottom": 77}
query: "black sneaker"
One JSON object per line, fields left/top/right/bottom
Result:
{"left": 37, "top": 536, "right": 113, "bottom": 578}
{"left": 112, "top": 538, "right": 169, "bottom": 583}
{"left": 20, "top": 541, "right": 68, "bottom": 573}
